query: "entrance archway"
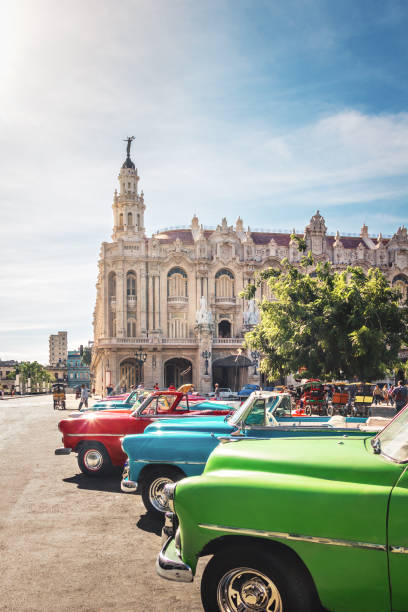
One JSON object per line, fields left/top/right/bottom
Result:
{"left": 212, "top": 354, "right": 251, "bottom": 391}
{"left": 120, "top": 358, "right": 142, "bottom": 391}
{"left": 164, "top": 358, "right": 192, "bottom": 388}
{"left": 218, "top": 320, "right": 231, "bottom": 338}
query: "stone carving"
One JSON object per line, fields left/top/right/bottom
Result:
{"left": 243, "top": 299, "right": 260, "bottom": 326}
{"left": 196, "top": 295, "right": 213, "bottom": 325}
{"left": 123, "top": 136, "right": 135, "bottom": 158}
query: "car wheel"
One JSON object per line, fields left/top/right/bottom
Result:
{"left": 327, "top": 404, "right": 334, "bottom": 416}
{"left": 201, "top": 546, "right": 319, "bottom": 612}
{"left": 77, "top": 442, "right": 112, "bottom": 477}
{"left": 141, "top": 467, "right": 184, "bottom": 516}
{"left": 305, "top": 405, "right": 312, "bottom": 416}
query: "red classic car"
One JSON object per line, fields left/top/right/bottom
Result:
{"left": 55, "top": 391, "right": 233, "bottom": 476}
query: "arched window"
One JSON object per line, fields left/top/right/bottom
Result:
{"left": 167, "top": 267, "right": 188, "bottom": 298}
{"left": 128, "top": 212, "right": 133, "bottom": 226}
{"left": 127, "top": 319, "right": 136, "bottom": 337}
{"left": 137, "top": 213, "right": 140, "bottom": 229}
{"left": 218, "top": 320, "right": 231, "bottom": 338}
{"left": 126, "top": 271, "right": 136, "bottom": 296}
{"left": 215, "top": 269, "right": 235, "bottom": 298}
{"left": 119, "top": 213, "right": 124, "bottom": 227}
{"left": 393, "top": 274, "right": 408, "bottom": 304}
{"left": 108, "top": 272, "right": 116, "bottom": 298}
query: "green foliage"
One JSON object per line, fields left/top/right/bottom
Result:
{"left": 243, "top": 257, "right": 408, "bottom": 382}
{"left": 8, "top": 361, "right": 52, "bottom": 384}
{"left": 81, "top": 346, "right": 92, "bottom": 366}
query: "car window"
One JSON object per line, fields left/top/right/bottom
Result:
{"left": 274, "top": 395, "right": 292, "bottom": 417}
{"left": 375, "top": 407, "right": 408, "bottom": 462}
{"left": 245, "top": 399, "right": 265, "bottom": 426}
{"left": 265, "top": 396, "right": 281, "bottom": 419}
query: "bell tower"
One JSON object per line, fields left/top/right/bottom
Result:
{"left": 112, "top": 136, "right": 146, "bottom": 240}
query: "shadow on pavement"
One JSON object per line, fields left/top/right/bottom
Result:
{"left": 63, "top": 471, "right": 122, "bottom": 493}
{"left": 137, "top": 512, "right": 164, "bottom": 536}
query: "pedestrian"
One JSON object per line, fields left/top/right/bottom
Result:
{"left": 154, "top": 382, "right": 159, "bottom": 391}
{"left": 389, "top": 384, "right": 394, "bottom": 406}
{"left": 373, "top": 384, "right": 382, "bottom": 405}
{"left": 392, "top": 381, "right": 408, "bottom": 414}
{"left": 214, "top": 383, "right": 220, "bottom": 399}
{"left": 168, "top": 382, "right": 176, "bottom": 391}
{"left": 78, "top": 384, "right": 89, "bottom": 410}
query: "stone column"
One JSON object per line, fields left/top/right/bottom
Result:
{"left": 116, "top": 270, "right": 125, "bottom": 337}
{"left": 195, "top": 322, "right": 214, "bottom": 394}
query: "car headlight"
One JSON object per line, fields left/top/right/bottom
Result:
{"left": 163, "top": 482, "right": 177, "bottom": 512}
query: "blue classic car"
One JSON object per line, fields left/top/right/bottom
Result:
{"left": 121, "top": 392, "right": 373, "bottom": 515}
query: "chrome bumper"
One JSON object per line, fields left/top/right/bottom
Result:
{"left": 156, "top": 534, "right": 193, "bottom": 583}
{"left": 121, "top": 478, "right": 138, "bottom": 493}
{"left": 55, "top": 447, "right": 72, "bottom": 455}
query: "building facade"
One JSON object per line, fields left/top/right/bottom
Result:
{"left": 91, "top": 147, "right": 408, "bottom": 394}
{"left": 67, "top": 350, "right": 91, "bottom": 390}
{"left": 49, "top": 331, "right": 68, "bottom": 367}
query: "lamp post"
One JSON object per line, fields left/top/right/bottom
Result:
{"left": 135, "top": 348, "right": 147, "bottom": 386}
{"left": 201, "top": 350, "right": 211, "bottom": 376}
{"left": 251, "top": 351, "right": 261, "bottom": 375}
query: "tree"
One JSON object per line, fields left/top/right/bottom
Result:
{"left": 81, "top": 346, "right": 92, "bottom": 366}
{"left": 242, "top": 251, "right": 408, "bottom": 382}
{"left": 8, "top": 361, "right": 52, "bottom": 385}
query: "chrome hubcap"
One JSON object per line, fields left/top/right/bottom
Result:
{"left": 149, "top": 476, "right": 174, "bottom": 512}
{"left": 217, "top": 567, "right": 283, "bottom": 611}
{"left": 84, "top": 449, "right": 103, "bottom": 471}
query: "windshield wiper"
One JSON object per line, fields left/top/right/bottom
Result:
{"left": 371, "top": 437, "right": 381, "bottom": 455}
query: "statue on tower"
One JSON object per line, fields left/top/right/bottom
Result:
{"left": 123, "top": 136, "right": 135, "bottom": 158}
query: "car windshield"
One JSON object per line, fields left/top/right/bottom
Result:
{"left": 132, "top": 394, "right": 178, "bottom": 417}
{"left": 372, "top": 406, "right": 408, "bottom": 463}
{"left": 228, "top": 395, "right": 258, "bottom": 426}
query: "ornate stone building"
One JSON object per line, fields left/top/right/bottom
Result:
{"left": 91, "top": 146, "right": 408, "bottom": 394}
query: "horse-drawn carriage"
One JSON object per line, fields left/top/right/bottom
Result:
{"left": 52, "top": 383, "right": 66, "bottom": 410}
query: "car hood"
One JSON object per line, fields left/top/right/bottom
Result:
{"left": 59, "top": 410, "right": 133, "bottom": 432}
{"left": 144, "top": 415, "right": 233, "bottom": 435}
{"left": 204, "top": 435, "right": 402, "bottom": 487}
{"left": 122, "top": 430, "right": 221, "bottom": 462}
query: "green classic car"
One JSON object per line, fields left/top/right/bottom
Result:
{"left": 157, "top": 405, "right": 408, "bottom": 611}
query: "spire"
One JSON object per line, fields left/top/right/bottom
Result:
{"left": 112, "top": 136, "right": 145, "bottom": 240}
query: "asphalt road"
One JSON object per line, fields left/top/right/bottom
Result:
{"left": 0, "top": 395, "right": 205, "bottom": 611}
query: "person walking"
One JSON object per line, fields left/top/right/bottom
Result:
{"left": 373, "top": 384, "right": 382, "bottom": 405}
{"left": 392, "top": 381, "right": 408, "bottom": 414}
{"left": 214, "top": 383, "right": 220, "bottom": 400}
{"left": 78, "top": 384, "right": 89, "bottom": 410}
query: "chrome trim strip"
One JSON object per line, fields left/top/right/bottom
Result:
{"left": 390, "top": 546, "right": 408, "bottom": 554}
{"left": 198, "top": 524, "right": 387, "bottom": 552}
{"left": 65, "top": 433, "right": 125, "bottom": 437}
{"left": 132, "top": 459, "right": 206, "bottom": 465}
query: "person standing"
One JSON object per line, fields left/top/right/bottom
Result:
{"left": 373, "top": 384, "right": 382, "bottom": 405}
{"left": 79, "top": 384, "right": 89, "bottom": 410}
{"left": 154, "top": 382, "right": 159, "bottom": 391}
{"left": 214, "top": 383, "right": 220, "bottom": 400}
{"left": 392, "top": 381, "right": 408, "bottom": 413}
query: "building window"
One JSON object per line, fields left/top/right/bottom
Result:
{"left": 127, "top": 272, "right": 136, "bottom": 296}
{"left": 215, "top": 268, "right": 235, "bottom": 297}
{"left": 128, "top": 212, "right": 133, "bottom": 226}
{"left": 119, "top": 213, "right": 124, "bottom": 227}
{"left": 167, "top": 267, "right": 188, "bottom": 298}
{"left": 168, "top": 315, "right": 187, "bottom": 338}
{"left": 127, "top": 319, "right": 136, "bottom": 337}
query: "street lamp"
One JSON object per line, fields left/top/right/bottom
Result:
{"left": 251, "top": 351, "right": 261, "bottom": 375}
{"left": 135, "top": 348, "right": 148, "bottom": 364}
{"left": 201, "top": 350, "right": 211, "bottom": 376}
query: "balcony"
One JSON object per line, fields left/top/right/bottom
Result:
{"left": 127, "top": 295, "right": 137, "bottom": 309}
{"left": 167, "top": 296, "right": 188, "bottom": 305}
{"left": 96, "top": 337, "right": 197, "bottom": 347}
{"left": 215, "top": 296, "right": 236, "bottom": 305}
{"left": 213, "top": 338, "right": 243, "bottom": 345}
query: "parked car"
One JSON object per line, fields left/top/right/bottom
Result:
{"left": 55, "top": 391, "right": 234, "bottom": 476}
{"left": 217, "top": 387, "right": 234, "bottom": 398}
{"left": 121, "top": 391, "right": 375, "bottom": 515}
{"left": 76, "top": 388, "right": 151, "bottom": 414}
{"left": 237, "top": 384, "right": 260, "bottom": 398}
{"left": 156, "top": 405, "right": 408, "bottom": 612}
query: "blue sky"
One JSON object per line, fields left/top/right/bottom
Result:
{"left": 0, "top": 0, "right": 407, "bottom": 363}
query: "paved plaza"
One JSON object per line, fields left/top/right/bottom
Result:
{"left": 0, "top": 395, "right": 205, "bottom": 611}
